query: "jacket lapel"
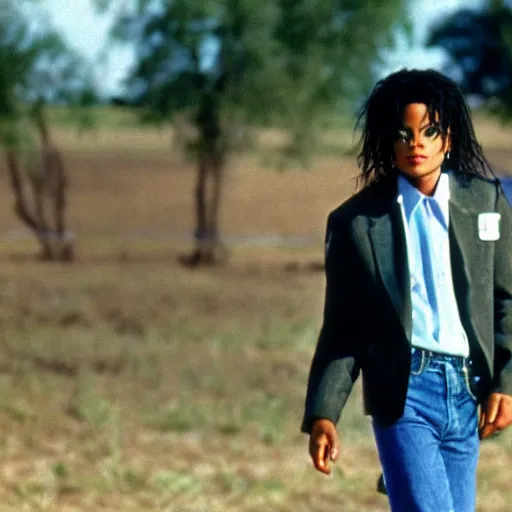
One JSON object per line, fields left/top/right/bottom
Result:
{"left": 368, "top": 181, "right": 412, "bottom": 341}
{"left": 448, "top": 175, "right": 473, "bottom": 315}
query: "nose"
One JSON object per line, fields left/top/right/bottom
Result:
{"left": 409, "top": 133, "right": 424, "bottom": 147}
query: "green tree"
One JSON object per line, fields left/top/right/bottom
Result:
{"left": 0, "top": 1, "right": 94, "bottom": 261}
{"left": 93, "top": 0, "right": 407, "bottom": 265}
{"left": 427, "top": 1, "right": 512, "bottom": 120}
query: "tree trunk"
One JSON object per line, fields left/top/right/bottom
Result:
{"left": 5, "top": 150, "right": 53, "bottom": 258}
{"left": 35, "top": 107, "right": 74, "bottom": 262}
{"left": 3, "top": 107, "right": 73, "bottom": 262}
{"left": 43, "top": 145, "right": 73, "bottom": 261}
{"left": 180, "top": 92, "right": 227, "bottom": 267}
{"left": 31, "top": 174, "right": 52, "bottom": 260}
{"left": 205, "top": 155, "right": 225, "bottom": 262}
{"left": 184, "top": 154, "right": 209, "bottom": 266}
{"left": 182, "top": 150, "right": 227, "bottom": 266}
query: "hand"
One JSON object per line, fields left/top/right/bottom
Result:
{"left": 309, "top": 418, "right": 340, "bottom": 475}
{"left": 479, "top": 393, "right": 512, "bottom": 439}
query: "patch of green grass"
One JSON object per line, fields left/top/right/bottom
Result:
{"left": 0, "top": 250, "right": 510, "bottom": 510}
{"left": 144, "top": 402, "right": 206, "bottom": 433}
{"left": 47, "top": 105, "right": 142, "bottom": 130}
{"left": 150, "top": 470, "right": 203, "bottom": 495}
{"left": 67, "top": 375, "right": 116, "bottom": 428}
{"left": 51, "top": 461, "right": 69, "bottom": 480}
{"left": 3, "top": 401, "right": 35, "bottom": 424}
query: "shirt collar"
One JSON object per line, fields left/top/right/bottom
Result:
{"left": 397, "top": 172, "right": 450, "bottom": 225}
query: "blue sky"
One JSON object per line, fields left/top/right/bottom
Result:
{"left": 40, "top": 0, "right": 486, "bottom": 95}
{"left": 39, "top": 0, "right": 132, "bottom": 95}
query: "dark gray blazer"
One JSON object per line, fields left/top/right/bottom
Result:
{"left": 302, "top": 172, "right": 512, "bottom": 431}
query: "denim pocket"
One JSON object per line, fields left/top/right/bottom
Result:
{"left": 462, "top": 365, "right": 478, "bottom": 402}
{"left": 410, "top": 349, "right": 426, "bottom": 375}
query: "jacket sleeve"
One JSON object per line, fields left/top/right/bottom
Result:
{"left": 301, "top": 212, "right": 361, "bottom": 434}
{"left": 493, "top": 185, "right": 512, "bottom": 395}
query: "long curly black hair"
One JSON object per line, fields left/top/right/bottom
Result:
{"left": 355, "top": 68, "right": 494, "bottom": 189}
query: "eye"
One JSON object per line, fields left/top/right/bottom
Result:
{"left": 396, "top": 129, "right": 408, "bottom": 142}
{"left": 424, "top": 125, "right": 440, "bottom": 138}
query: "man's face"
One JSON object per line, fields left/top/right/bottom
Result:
{"left": 393, "top": 103, "right": 450, "bottom": 195}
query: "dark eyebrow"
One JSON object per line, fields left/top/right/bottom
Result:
{"left": 399, "top": 122, "right": 440, "bottom": 131}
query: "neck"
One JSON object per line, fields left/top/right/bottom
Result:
{"left": 406, "top": 171, "right": 442, "bottom": 196}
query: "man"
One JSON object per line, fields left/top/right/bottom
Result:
{"left": 301, "top": 69, "right": 512, "bottom": 511}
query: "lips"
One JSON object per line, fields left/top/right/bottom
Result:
{"left": 407, "top": 155, "right": 427, "bottom": 165}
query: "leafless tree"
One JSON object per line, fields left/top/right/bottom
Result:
{"left": 5, "top": 106, "right": 73, "bottom": 261}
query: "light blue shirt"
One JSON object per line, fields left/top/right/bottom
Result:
{"left": 397, "top": 173, "right": 469, "bottom": 357}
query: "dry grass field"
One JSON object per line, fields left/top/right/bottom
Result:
{"left": 0, "top": 116, "right": 511, "bottom": 511}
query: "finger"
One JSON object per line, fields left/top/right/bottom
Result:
{"left": 330, "top": 432, "right": 341, "bottom": 461}
{"left": 494, "top": 398, "right": 512, "bottom": 430}
{"left": 322, "top": 440, "right": 331, "bottom": 470}
{"left": 479, "top": 410, "right": 486, "bottom": 431}
{"left": 486, "top": 395, "right": 501, "bottom": 424}
{"left": 309, "top": 431, "right": 325, "bottom": 457}
{"left": 308, "top": 436, "right": 318, "bottom": 459}
{"left": 479, "top": 423, "right": 499, "bottom": 440}
{"left": 310, "top": 437, "right": 331, "bottom": 475}
{"left": 314, "top": 443, "right": 331, "bottom": 475}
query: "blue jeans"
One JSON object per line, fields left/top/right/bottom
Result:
{"left": 372, "top": 348, "right": 480, "bottom": 512}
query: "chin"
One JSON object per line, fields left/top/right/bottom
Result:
{"left": 398, "top": 165, "right": 440, "bottom": 180}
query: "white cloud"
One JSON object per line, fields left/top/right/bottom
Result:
{"left": 43, "top": 0, "right": 111, "bottom": 59}
{"left": 378, "top": 0, "right": 486, "bottom": 77}
{"left": 42, "top": 0, "right": 132, "bottom": 95}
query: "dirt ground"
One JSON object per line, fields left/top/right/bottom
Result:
{"left": 1, "top": 119, "right": 510, "bottom": 248}
{"left": 0, "top": 122, "right": 510, "bottom": 511}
